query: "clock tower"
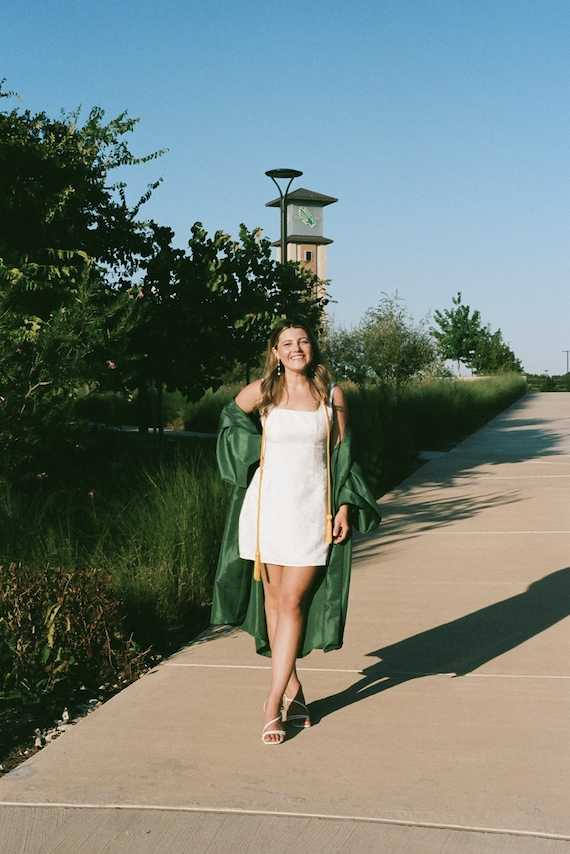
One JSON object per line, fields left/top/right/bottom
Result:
{"left": 266, "top": 187, "right": 338, "bottom": 281}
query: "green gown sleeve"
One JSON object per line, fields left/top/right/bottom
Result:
{"left": 210, "top": 400, "right": 263, "bottom": 629}
{"left": 216, "top": 399, "right": 262, "bottom": 487}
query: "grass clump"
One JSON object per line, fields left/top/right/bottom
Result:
{"left": 93, "top": 449, "right": 232, "bottom": 649}
{"left": 346, "top": 373, "right": 527, "bottom": 494}
{"left": 0, "top": 563, "right": 144, "bottom": 705}
{"left": 0, "top": 438, "right": 231, "bottom": 698}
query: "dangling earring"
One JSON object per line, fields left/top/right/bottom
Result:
{"left": 277, "top": 360, "right": 282, "bottom": 376}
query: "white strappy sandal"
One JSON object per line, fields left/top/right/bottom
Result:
{"left": 284, "top": 693, "right": 312, "bottom": 728}
{"left": 262, "top": 716, "right": 286, "bottom": 745}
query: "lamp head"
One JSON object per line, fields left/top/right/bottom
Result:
{"left": 265, "top": 168, "right": 303, "bottom": 180}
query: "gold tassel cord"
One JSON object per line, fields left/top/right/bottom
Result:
{"left": 323, "top": 400, "right": 333, "bottom": 544}
{"left": 254, "top": 414, "right": 267, "bottom": 581}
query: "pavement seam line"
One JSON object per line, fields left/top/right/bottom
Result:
{"left": 474, "top": 474, "right": 570, "bottom": 479}
{"left": 163, "top": 663, "right": 361, "bottom": 673}
{"left": 378, "top": 530, "right": 570, "bottom": 535}
{"left": 0, "top": 802, "right": 568, "bottom": 842}
{"left": 163, "top": 663, "right": 570, "bottom": 679}
{"left": 446, "top": 530, "right": 570, "bottom": 534}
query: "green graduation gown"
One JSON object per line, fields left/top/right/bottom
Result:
{"left": 210, "top": 399, "right": 381, "bottom": 657}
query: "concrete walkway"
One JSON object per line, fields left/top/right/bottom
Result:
{"left": 1, "top": 393, "right": 569, "bottom": 853}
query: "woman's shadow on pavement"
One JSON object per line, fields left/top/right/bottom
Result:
{"left": 311, "top": 566, "right": 570, "bottom": 722}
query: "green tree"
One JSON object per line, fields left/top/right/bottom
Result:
{"left": 0, "top": 85, "right": 163, "bottom": 475}
{"left": 126, "top": 222, "right": 236, "bottom": 432}
{"left": 128, "top": 222, "right": 329, "bottom": 430}
{"left": 0, "top": 87, "right": 163, "bottom": 275}
{"left": 471, "top": 326, "right": 524, "bottom": 375}
{"left": 326, "top": 325, "right": 368, "bottom": 387}
{"left": 328, "top": 293, "right": 438, "bottom": 396}
{"left": 223, "top": 225, "right": 328, "bottom": 382}
{"left": 0, "top": 83, "right": 328, "bottom": 457}
{"left": 0, "top": 250, "right": 139, "bottom": 477}
{"left": 432, "top": 292, "right": 482, "bottom": 376}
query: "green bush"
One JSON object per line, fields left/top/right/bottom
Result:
{"left": 0, "top": 563, "right": 144, "bottom": 703}
{"left": 0, "top": 443, "right": 231, "bottom": 654}
{"left": 74, "top": 386, "right": 238, "bottom": 432}
{"left": 526, "top": 373, "right": 570, "bottom": 392}
{"left": 75, "top": 390, "right": 138, "bottom": 426}
{"left": 183, "top": 386, "right": 237, "bottom": 432}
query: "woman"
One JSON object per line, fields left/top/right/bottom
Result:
{"left": 211, "top": 319, "right": 381, "bottom": 745}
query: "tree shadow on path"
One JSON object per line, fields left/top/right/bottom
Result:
{"left": 311, "top": 567, "right": 570, "bottom": 722}
{"left": 354, "top": 487, "right": 523, "bottom": 559}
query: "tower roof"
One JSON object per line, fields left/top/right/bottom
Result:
{"left": 266, "top": 187, "right": 338, "bottom": 208}
{"left": 270, "top": 235, "right": 334, "bottom": 246}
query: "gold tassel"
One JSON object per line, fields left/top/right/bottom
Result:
{"left": 254, "top": 415, "right": 267, "bottom": 582}
{"left": 323, "top": 399, "right": 334, "bottom": 545}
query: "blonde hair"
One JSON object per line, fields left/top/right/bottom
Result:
{"left": 258, "top": 319, "right": 331, "bottom": 415}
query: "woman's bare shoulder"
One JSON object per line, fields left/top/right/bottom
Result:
{"left": 332, "top": 383, "right": 347, "bottom": 407}
{"left": 235, "top": 379, "right": 263, "bottom": 413}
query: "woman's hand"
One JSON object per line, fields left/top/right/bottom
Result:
{"left": 333, "top": 504, "right": 350, "bottom": 544}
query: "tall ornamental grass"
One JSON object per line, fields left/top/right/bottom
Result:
{"left": 347, "top": 373, "right": 527, "bottom": 493}
{"left": 0, "top": 445, "right": 231, "bottom": 668}
{"left": 94, "top": 451, "right": 231, "bottom": 645}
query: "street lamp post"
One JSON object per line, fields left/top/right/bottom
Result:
{"left": 563, "top": 350, "right": 570, "bottom": 374}
{"left": 265, "top": 168, "right": 303, "bottom": 263}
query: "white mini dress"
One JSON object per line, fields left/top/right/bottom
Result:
{"left": 238, "top": 405, "right": 332, "bottom": 567}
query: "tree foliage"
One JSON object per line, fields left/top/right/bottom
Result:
{"left": 0, "top": 88, "right": 163, "bottom": 277}
{"left": 0, "top": 84, "right": 328, "bottom": 469}
{"left": 219, "top": 225, "right": 328, "bottom": 380}
{"left": 328, "top": 294, "right": 438, "bottom": 396}
{"left": 125, "top": 222, "right": 328, "bottom": 429}
{"left": 0, "top": 86, "right": 161, "bottom": 476}
{"left": 432, "top": 291, "right": 523, "bottom": 376}
{"left": 431, "top": 292, "right": 482, "bottom": 376}
{"left": 0, "top": 250, "right": 139, "bottom": 476}
{"left": 471, "top": 326, "right": 524, "bottom": 375}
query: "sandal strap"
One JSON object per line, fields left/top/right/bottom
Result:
{"left": 262, "top": 716, "right": 286, "bottom": 744}
{"left": 284, "top": 695, "right": 309, "bottom": 713}
{"left": 284, "top": 693, "right": 311, "bottom": 727}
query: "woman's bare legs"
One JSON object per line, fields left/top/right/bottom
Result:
{"left": 261, "top": 563, "right": 319, "bottom": 742}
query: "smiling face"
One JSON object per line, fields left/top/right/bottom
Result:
{"left": 272, "top": 326, "right": 313, "bottom": 375}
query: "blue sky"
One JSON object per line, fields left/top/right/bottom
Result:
{"left": 3, "top": 0, "right": 570, "bottom": 374}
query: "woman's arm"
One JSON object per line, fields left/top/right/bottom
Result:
{"left": 331, "top": 384, "right": 347, "bottom": 446}
{"left": 234, "top": 379, "right": 263, "bottom": 414}
{"left": 331, "top": 384, "right": 350, "bottom": 543}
